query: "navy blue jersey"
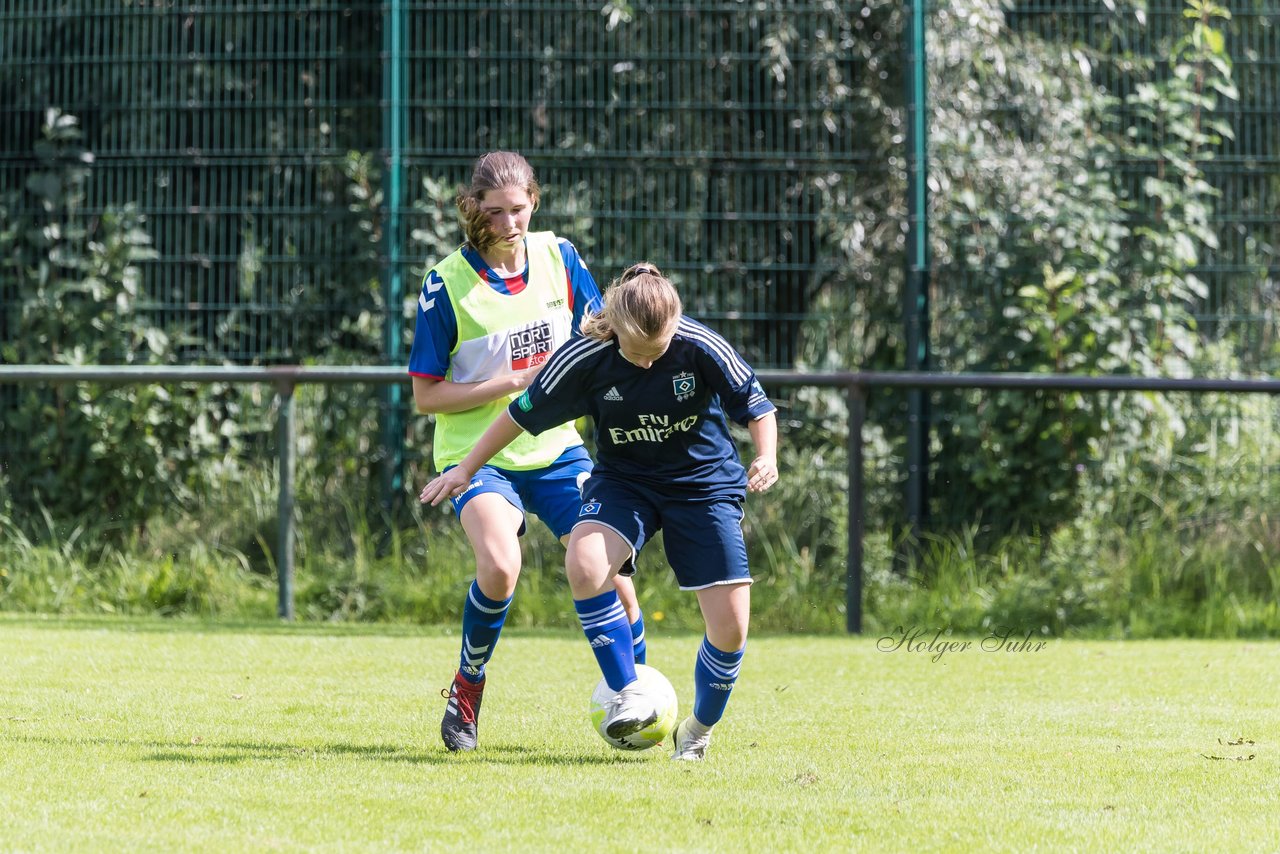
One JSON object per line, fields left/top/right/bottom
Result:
{"left": 508, "top": 317, "right": 776, "bottom": 496}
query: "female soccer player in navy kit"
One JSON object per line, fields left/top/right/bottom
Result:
{"left": 421, "top": 263, "right": 779, "bottom": 761}
{"left": 409, "top": 151, "right": 644, "bottom": 752}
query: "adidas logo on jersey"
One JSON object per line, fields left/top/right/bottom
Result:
{"left": 603, "top": 387, "right": 624, "bottom": 401}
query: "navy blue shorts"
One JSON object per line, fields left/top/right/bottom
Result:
{"left": 446, "top": 445, "right": 592, "bottom": 540}
{"left": 574, "top": 474, "right": 752, "bottom": 590}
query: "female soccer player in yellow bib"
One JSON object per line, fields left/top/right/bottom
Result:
{"left": 409, "top": 152, "right": 644, "bottom": 752}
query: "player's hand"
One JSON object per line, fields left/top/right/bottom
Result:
{"left": 419, "top": 467, "right": 474, "bottom": 506}
{"left": 746, "top": 455, "right": 778, "bottom": 493}
{"left": 511, "top": 362, "right": 546, "bottom": 392}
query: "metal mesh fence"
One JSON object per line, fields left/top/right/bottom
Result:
{"left": 1, "top": 1, "right": 384, "bottom": 363}
{"left": 404, "top": 2, "right": 878, "bottom": 370}
{"left": 0, "top": 1, "right": 882, "bottom": 370}
{"left": 915, "top": 0, "right": 1279, "bottom": 531}
{"left": 1, "top": 0, "right": 1277, "bottom": 533}
{"left": 999, "top": 1, "right": 1278, "bottom": 370}
{"left": 3, "top": 2, "right": 1274, "bottom": 368}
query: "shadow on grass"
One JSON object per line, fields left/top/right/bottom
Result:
{"left": 4, "top": 733, "right": 646, "bottom": 766}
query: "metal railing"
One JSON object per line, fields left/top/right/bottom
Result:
{"left": 4, "top": 365, "right": 1279, "bottom": 631}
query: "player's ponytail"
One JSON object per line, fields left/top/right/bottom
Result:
{"left": 455, "top": 151, "right": 541, "bottom": 253}
{"left": 582, "top": 263, "right": 682, "bottom": 344}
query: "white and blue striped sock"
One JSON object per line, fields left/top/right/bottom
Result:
{"left": 457, "top": 580, "right": 511, "bottom": 684}
{"left": 692, "top": 636, "right": 744, "bottom": 727}
{"left": 631, "top": 614, "right": 647, "bottom": 665}
{"left": 575, "top": 589, "right": 636, "bottom": 691}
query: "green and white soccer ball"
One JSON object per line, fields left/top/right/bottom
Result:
{"left": 588, "top": 663, "right": 679, "bottom": 751}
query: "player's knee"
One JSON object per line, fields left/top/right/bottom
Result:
{"left": 474, "top": 555, "right": 521, "bottom": 596}
{"left": 564, "top": 547, "right": 610, "bottom": 595}
{"left": 705, "top": 619, "right": 748, "bottom": 652}
{"left": 716, "top": 627, "right": 748, "bottom": 652}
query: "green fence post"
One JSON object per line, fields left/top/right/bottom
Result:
{"left": 381, "top": 0, "right": 407, "bottom": 513}
{"left": 847, "top": 382, "right": 866, "bottom": 634}
{"left": 904, "top": 0, "right": 932, "bottom": 537}
{"left": 276, "top": 380, "right": 297, "bottom": 621}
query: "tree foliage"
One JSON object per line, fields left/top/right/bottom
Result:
{"left": 0, "top": 0, "right": 1275, "bottom": 547}
{"left": 0, "top": 111, "right": 242, "bottom": 535}
{"left": 925, "top": 0, "right": 1243, "bottom": 535}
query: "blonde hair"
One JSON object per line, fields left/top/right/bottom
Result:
{"left": 455, "top": 151, "right": 541, "bottom": 252}
{"left": 581, "top": 263, "right": 683, "bottom": 343}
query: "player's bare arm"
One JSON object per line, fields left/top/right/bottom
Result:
{"left": 419, "top": 411, "right": 528, "bottom": 506}
{"left": 745, "top": 411, "right": 779, "bottom": 493}
{"left": 412, "top": 367, "right": 543, "bottom": 416}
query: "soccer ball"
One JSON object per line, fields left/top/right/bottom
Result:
{"left": 588, "top": 664, "right": 679, "bottom": 751}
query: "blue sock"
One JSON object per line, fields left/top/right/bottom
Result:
{"left": 692, "top": 636, "right": 745, "bottom": 727}
{"left": 631, "top": 614, "right": 647, "bottom": 665}
{"left": 457, "top": 580, "right": 511, "bottom": 685}
{"left": 574, "top": 590, "right": 636, "bottom": 691}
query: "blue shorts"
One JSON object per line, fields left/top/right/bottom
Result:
{"left": 446, "top": 445, "right": 592, "bottom": 540}
{"left": 574, "top": 475, "right": 752, "bottom": 590}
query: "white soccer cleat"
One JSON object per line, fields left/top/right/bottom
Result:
{"left": 670, "top": 716, "right": 712, "bottom": 761}
{"left": 601, "top": 679, "right": 660, "bottom": 740}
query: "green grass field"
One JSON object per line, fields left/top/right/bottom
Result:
{"left": 2, "top": 616, "right": 1277, "bottom": 852}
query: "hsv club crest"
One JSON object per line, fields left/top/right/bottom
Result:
{"left": 672, "top": 371, "right": 696, "bottom": 401}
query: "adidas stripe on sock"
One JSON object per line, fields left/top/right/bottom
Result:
{"left": 692, "top": 636, "right": 744, "bottom": 727}
{"left": 631, "top": 614, "right": 647, "bottom": 666}
{"left": 575, "top": 590, "right": 637, "bottom": 691}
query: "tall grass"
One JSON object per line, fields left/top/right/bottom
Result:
{"left": 4, "top": 431, "right": 1278, "bottom": 637}
{"left": 0, "top": 513, "right": 274, "bottom": 617}
{"left": 864, "top": 509, "right": 1280, "bottom": 638}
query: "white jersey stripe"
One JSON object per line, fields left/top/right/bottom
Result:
{"left": 540, "top": 336, "right": 609, "bottom": 389}
{"left": 684, "top": 333, "right": 749, "bottom": 386}
{"left": 677, "top": 318, "right": 750, "bottom": 384}
{"left": 540, "top": 337, "right": 612, "bottom": 393}
{"left": 678, "top": 318, "right": 750, "bottom": 385}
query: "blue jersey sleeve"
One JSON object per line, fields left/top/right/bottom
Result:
{"left": 508, "top": 336, "right": 610, "bottom": 435}
{"left": 407, "top": 269, "right": 457, "bottom": 379}
{"left": 681, "top": 317, "right": 776, "bottom": 425}
{"left": 557, "top": 238, "right": 603, "bottom": 335}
